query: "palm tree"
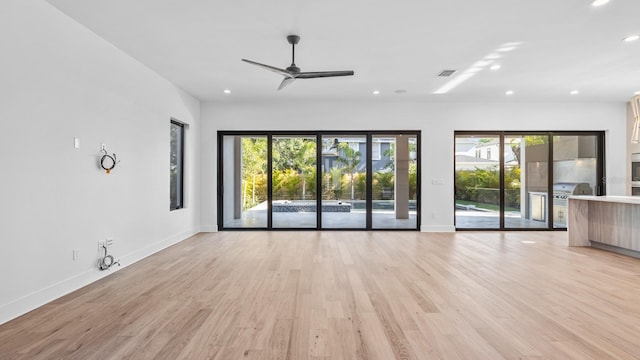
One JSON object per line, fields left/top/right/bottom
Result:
{"left": 336, "top": 143, "right": 361, "bottom": 200}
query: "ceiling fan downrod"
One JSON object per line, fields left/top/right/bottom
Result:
{"left": 287, "top": 35, "right": 300, "bottom": 73}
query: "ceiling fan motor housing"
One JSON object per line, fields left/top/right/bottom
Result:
{"left": 287, "top": 35, "right": 300, "bottom": 45}
{"left": 286, "top": 65, "right": 301, "bottom": 73}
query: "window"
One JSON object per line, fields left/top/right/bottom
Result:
{"left": 170, "top": 120, "right": 185, "bottom": 210}
{"left": 372, "top": 142, "right": 381, "bottom": 160}
{"left": 218, "top": 131, "right": 420, "bottom": 231}
{"left": 455, "top": 131, "right": 605, "bottom": 231}
{"left": 475, "top": 149, "right": 481, "bottom": 158}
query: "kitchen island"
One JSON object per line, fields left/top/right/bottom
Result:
{"left": 568, "top": 195, "right": 640, "bottom": 257}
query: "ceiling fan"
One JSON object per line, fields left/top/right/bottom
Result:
{"left": 242, "top": 35, "right": 354, "bottom": 90}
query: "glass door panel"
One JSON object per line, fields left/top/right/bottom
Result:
{"left": 504, "top": 135, "right": 549, "bottom": 229}
{"left": 221, "top": 135, "right": 268, "bottom": 228}
{"left": 455, "top": 135, "right": 501, "bottom": 229}
{"left": 321, "top": 135, "right": 367, "bottom": 229}
{"left": 271, "top": 135, "right": 317, "bottom": 228}
{"left": 371, "top": 134, "right": 418, "bottom": 229}
{"left": 552, "top": 135, "right": 598, "bottom": 229}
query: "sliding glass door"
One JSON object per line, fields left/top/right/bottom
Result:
{"left": 503, "top": 134, "right": 550, "bottom": 229}
{"left": 552, "top": 134, "right": 600, "bottom": 229}
{"left": 220, "top": 135, "right": 268, "bottom": 228}
{"left": 455, "top": 135, "right": 501, "bottom": 229}
{"left": 271, "top": 135, "right": 317, "bottom": 229}
{"left": 321, "top": 135, "right": 367, "bottom": 229}
{"left": 219, "top": 131, "right": 420, "bottom": 231}
{"left": 371, "top": 134, "right": 418, "bottom": 229}
{"left": 455, "top": 131, "right": 603, "bottom": 230}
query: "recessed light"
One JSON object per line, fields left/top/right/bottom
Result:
{"left": 570, "top": 90, "right": 580, "bottom": 95}
{"left": 223, "top": 89, "right": 231, "bottom": 94}
{"left": 505, "top": 90, "right": 514, "bottom": 95}
{"left": 623, "top": 34, "right": 640, "bottom": 42}
{"left": 394, "top": 89, "right": 407, "bottom": 94}
{"left": 372, "top": 90, "right": 380, "bottom": 95}
{"left": 591, "top": 0, "right": 610, "bottom": 6}
{"left": 490, "top": 64, "right": 501, "bottom": 71}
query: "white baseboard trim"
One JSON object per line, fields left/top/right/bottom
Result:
{"left": 200, "top": 224, "right": 218, "bottom": 232}
{"left": 421, "top": 225, "right": 456, "bottom": 232}
{"left": 0, "top": 228, "right": 198, "bottom": 326}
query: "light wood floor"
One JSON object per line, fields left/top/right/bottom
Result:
{"left": 1, "top": 231, "right": 640, "bottom": 359}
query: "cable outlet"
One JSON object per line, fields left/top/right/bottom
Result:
{"left": 98, "top": 240, "right": 106, "bottom": 250}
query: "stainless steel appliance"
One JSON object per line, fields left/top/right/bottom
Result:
{"left": 528, "top": 192, "right": 547, "bottom": 222}
{"left": 553, "top": 182, "right": 592, "bottom": 227}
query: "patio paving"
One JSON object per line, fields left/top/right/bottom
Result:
{"left": 223, "top": 202, "right": 417, "bottom": 229}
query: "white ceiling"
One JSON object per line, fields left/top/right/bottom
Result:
{"left": 47, "top": 0, "right": 640, "bottom": 103}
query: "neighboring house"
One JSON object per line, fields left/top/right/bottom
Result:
{"left": 322, "top": 138, "right": 402, "bottom": 173}
{"left": 455, "top": 154, "right": 499, "bottom": 170}
{"left": 473, "top": 139, "right": 500, "bottom": 161}
{"left": 456, "top": 138, "right": 519, "bottom": 169}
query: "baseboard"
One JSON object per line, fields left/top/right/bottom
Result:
{"left": 421, "top": 225, "right": 456, "bottom": 232}
{"left": 0, "top": 228, "right": 198, "bottom": 326}
{"left": 119, "top": 228, "right": 198, "bottom": 266}
{"left": 590, "top": 241, "right": 640, "bottom": 259}
{"left": 200, "top": 224, "right": 218, "bottom": 232}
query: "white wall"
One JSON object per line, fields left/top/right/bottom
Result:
{"left": 200, "top": 99, "right": 626, "bottom": 232}
{"left": 0, "top": 0, "right": 200, "bottom": 324}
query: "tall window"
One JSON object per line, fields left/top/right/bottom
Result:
{"left": 170, "top": 120, "right": 185, "bottom": 210}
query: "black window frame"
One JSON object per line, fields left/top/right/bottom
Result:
{"left": 217, "top": 130, "right": 421, "bottom": 231}
{"left": 453, "top": 130, "right": 606, "bottom": 231}
{"left": 170, "top": 120, "right": 185, "bottom": 211}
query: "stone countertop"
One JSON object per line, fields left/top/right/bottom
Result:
{"left": 568, "top": 195, "right": 640, "bottom": 205}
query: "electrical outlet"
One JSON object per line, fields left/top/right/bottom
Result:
{"left": 105, "top": 237, "right": 114, "bottom": 247}
{"left": 98, "top": 240, "right": 106, "bottom": 250}
{"left": 73, "top": 249, "right": 79, "bottom": 261}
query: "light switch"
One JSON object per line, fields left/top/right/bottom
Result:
{"left": 432, "top": 179, "right": 445, "bottom": 185}
{"left": 74, "top": 137, "right": 80, "bottom": 149}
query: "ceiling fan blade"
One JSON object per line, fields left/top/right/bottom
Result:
{"left": 277, "top": 77, "right": 297, "bottom": 91}
{"left": 296, "top": 70, "right": 354, "bottom": 79}
{"left": 242, "top": 59, "right": 292, "bottom": 78}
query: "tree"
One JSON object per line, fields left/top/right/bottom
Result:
{"left": 272, "top": 138, "right": 316, "bottom": 200}
{"left": 382, "top": 141, "right": 417, "bottom": 171}
{"left": 241, "top": 138, "right": 267, "bottom": 210}
{"left": 336, "top": 143, "right": 361, "bottom": 200}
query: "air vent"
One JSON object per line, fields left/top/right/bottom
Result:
{"left": 437, "top": 69, "right": 457, "bottom": 77}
